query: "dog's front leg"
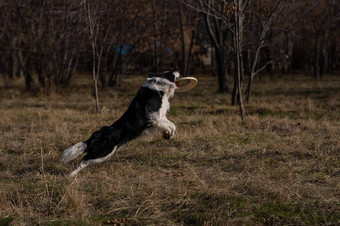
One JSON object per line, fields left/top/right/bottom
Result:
{"left": 154, "top": 118, "right": 176, "bottom": 140}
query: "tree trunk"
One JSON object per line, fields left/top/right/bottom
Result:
{"left": 91, "top": 44, "right": 100, "bottom": 113}
{"left": 245, "top": 74, "right": 253, "bottom": 103}
{"left": 287, "top": 32, "right": 294, "bottom": 72}
{"left": 215, "top": 48, "right": 228, "bottom": 93}
{"left": 2, "top": 73, "right": 9, "bottom": 87}
{"left": 84, "top": 0, "right": 105, "bottom": 113}
{"left": 108, "top": 49, "right": 120, "bottom": 87}
{"left": 19, "top": 51, "right": 33, "bottom": 91}
{"left": 204, "top": 13, "right": 228, "bottom": 92}
{"left": 313, "top": 37, "right": 320, "bottom": 78}
{"left": 185, "top": 30, "right": 195, "bottom": 76}
{"left": 24, "top": 71, "right": 33, "bottom": 91}
{"left": 321, "top": 46, "right": 328, "bottom": 75}
{"left": 178, "top": 1, "right": 187, "bottom": 75}
{"left": 231, "top": 74, "right": 238, "bottom": 106}
{"left": 233, "top": 0, "right": 245, "bottom": 121}
{"left": 8, "top": 52, "right": 14, "bottom": 79}
{"left": 93, "top": 75, "right": 99, "bottom": 113}
{"left": 152, "top": 0, "right": 160, "bottom": 72}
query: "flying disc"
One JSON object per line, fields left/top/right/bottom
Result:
{"left": 175, "top": 77, "right": 198, "bottom": 92}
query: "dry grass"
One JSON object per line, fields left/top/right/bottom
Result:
{"left": 0, "top": 73, "right": 339, "bottom": 225}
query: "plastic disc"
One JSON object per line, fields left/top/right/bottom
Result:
{"left": 175, "top": 77, "right": 198, "bottom": 92}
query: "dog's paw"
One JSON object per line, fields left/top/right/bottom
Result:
{"left": 162, "top": 131, "right": 171, "bottom": 140}
{"left": 163, "top": 126, "right": 176, "bottom": 140}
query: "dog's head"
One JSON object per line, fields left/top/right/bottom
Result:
{"left": 151, "top": 71, "right": 180, "bottom": 83}
{"left": 144, "top": 71, "right": 180, "bottom": 98}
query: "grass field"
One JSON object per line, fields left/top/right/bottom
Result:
{"left": 0, "top": 73, "right": 339, "bottom": 225}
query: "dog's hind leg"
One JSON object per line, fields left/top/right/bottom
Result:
{"left": 68, "top": 145, "right": 121, "bottom": 177}
{"left": 69, "top": 160, "right": 91, "bottom": 177}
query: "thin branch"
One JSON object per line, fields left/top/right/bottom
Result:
{"left": 253, "top": 60, "right": 274, "bottom": 76}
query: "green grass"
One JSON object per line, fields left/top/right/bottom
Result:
{"left": 0, "top": 216, "right": 14, "bottom": 226}
{"left": 0, "top": 73, "right": 340, "bottom": 225}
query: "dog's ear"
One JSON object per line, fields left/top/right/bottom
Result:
{"left": 148, "top": 72, "right": 158, "bottom": 78}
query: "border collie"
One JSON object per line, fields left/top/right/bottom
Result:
{"left": 62, "top": 71, "right": 180, "bottom": 176}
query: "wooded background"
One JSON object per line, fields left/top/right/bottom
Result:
{"left": 0, "top": 0, "right": 339, "bottom": 101}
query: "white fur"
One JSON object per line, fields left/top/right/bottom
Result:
{"left": 62, "top": 142, "right": 87, "bottom": 164}
{"left": 143, "top": 77, "right": 177, "bottom": 98}
{"left": 173, "top": 71, "right": 180, "bottom": 79}
{"left": 69, "top": 145, "right": 121, "bottom": 177}
{"left": 148, "top": 89, "right": 176, "bottom": 138}
{"left": 142, "top": 76, "right": 177, "bottom": 137}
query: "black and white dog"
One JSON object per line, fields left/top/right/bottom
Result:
{"left": 62, "top": 71, "right": 179, "bottom": 176}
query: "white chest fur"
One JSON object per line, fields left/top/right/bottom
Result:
{"left": 159, "top": 94, "right": 170, "bottom": 117}
{"left": 149, "top": 93, "right": 170, "bottom": 122}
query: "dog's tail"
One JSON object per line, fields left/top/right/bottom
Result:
{"left": 62, "top": 142, "right": 87, "bottom": 164}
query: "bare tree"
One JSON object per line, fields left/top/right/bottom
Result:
{"left": 1, "top": 0, "right": 339, "bottom": 98}
{"left": 201, "top": 0, "right": 231, "bottom": 93}
{"left": 232, "top": 0, "right": 246, "bottom": 120}
{"left": 176, "top": 0, "right": 198, "bottom": 76}
{"left": 184, "top": 0, "right": 245, "bottom": 118}
{"left": 302, "top": 0, "right": 339, "bottom": 78}
{"left": 245, "top": 0, "right": 284, "bottom": 103}
{"left": 0, "top": 0, "right": 85, "bottom": 93}
{"left": 0, "top": 2, "right": 12, "bottom": 87}
{"left": 102, "top": 1, "right": 143, "bottom": 87}
{"left": 84, "top": 0, "right": 111, "bottom": 113}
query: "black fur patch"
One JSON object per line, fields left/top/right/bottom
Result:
{"left": 83, "top": 87, "right": 164, "bottom": 161}
{"left": 150, "top": 71, "right": 176, "bottom": 82}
